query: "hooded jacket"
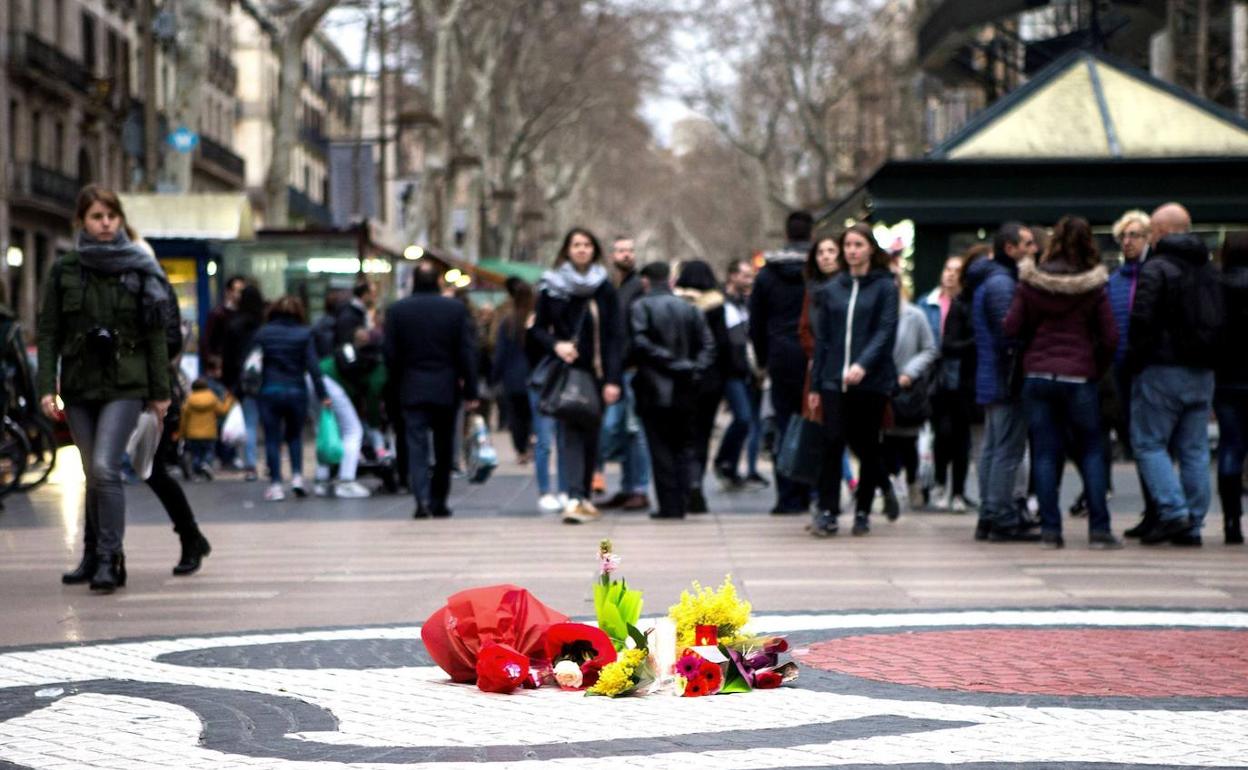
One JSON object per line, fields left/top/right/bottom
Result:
{"left": 1003, "top": 258, "right": 1117, "bottom": 380}
{"left": 749, "top": 244, "right": 809, "bottom": 384}
{"left": 180, "top": 387, "right": 234, "bottom": 441}
{"left": 1217, "top": 264, "right": 1248, "bottom": 390}
{"left": 675, "top": 287, "right": 730, "bottom": 392}
{"left": 810, "top": 267, "right": 899, "bottom": 395}
{"left": 966, "top": 257, "right": 1017, "bottom": 405}
{"left": 1127, "top": 233, "right": 1215, "bottom": 372}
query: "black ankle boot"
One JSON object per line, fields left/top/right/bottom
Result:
{"left": 89, "top": 553, "right": 126, "bottom": 592}
{"left": 172, "top": 534, "right": 212, "bottom": 575}
{"left": 62, "top": 552, "right": 98, "bottom": 585}
{"left": 1124, "top": 511, "right": 1158, "bottom": 538}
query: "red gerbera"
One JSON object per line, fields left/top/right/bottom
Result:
{"left": 684, "top": 679, "right": 707, "bottom": 697}
{"left": 698, "top": 661, "right": 724, "bottom": 694}
{"left": 754, "top": 670, "right": 783, "bottom": 689}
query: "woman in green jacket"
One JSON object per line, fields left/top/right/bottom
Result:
{"left": 37, "top": 186, "right": 172, "bottom": 592}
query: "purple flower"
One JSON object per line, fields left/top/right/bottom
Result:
{"left": 600, "top": 553, "right": 622, "bottom": 574}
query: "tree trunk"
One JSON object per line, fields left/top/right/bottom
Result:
{"left": 1195, "top": 0, "right": 1210, "bottom": 97}
{"left": 158, "top": 0, "right": 208, "bottom": 193}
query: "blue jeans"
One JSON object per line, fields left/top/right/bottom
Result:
{"left": 529, "top": 387, "right": 567, "bottom": 495}
{"left": 65, "top": 399, "right": 144, "bottom": 557}
{"left": 242, "top": 396, "right": 260, "bottom": 470}
{"left": 978, "top": 401, "right": 1027, "bottom": 529}
{"left": 1022, "top": 378, "right": 1111, "bottom": 535}
{"left": 599, "top": 371, "right": 650, "bottom": 493}
{"left": 715, "top": 377, "right": 754, "bottom": 475}
{"left": 259, "top": 384, "right": 308, "bottom": 482}
{"left": 1132, "top": 365, "right": 1214, "bottom": 535}
{"left": 1214, "top": 389, "right": 1248, "bottom": 526}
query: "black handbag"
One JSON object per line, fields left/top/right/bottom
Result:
{"left": 535, "top": 300, "right": 604, "bottom": 427}
{"left": 774, "top": 414, "right": 824, "bottom": 486}
{"left": 891, "top": 368, "right": 935, "bottom": 427}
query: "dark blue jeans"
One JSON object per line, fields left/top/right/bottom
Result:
{"left": 1214, "top": 389, "right": 1248, "bottom": 525}
{"left": 259, "top": 384, "right": 308, "bottom": 482}
{"left": 1022, "top": 377, "right": 1111, "bottom": 536}
{"left": 715, "top": 377, "right": 755, "bottom": 475}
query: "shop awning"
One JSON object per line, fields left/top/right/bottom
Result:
{"left": 476, "top": 258, "right": 546, "bottom": 285}
{"left": 119, "top": 193, "right": 256, "bottom": 240}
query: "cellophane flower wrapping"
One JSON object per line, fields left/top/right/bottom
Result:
{"left": 476, "top": 643, "right": 529, "bottom": 693}
{"left": 594, "top": 540, "right": 644, "bottom": 652}
{"left": 421, "top": 584, "right": 569, "bottom": 683}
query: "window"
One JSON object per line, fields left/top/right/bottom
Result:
{"left": 7, "top": 100, "right": 17, "bottom": 162}
{"left": 81, "top": 11, "right": 97, "bottom": 73}
{"left": 54, "top": 121, "right": 64, "bottom": 172}
{"left": 30, "top": 110, "right": 41, "bottom": 166}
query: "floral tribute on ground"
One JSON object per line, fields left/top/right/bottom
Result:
{"left": 420, "top": 540, "right": 797, "bottom": 698}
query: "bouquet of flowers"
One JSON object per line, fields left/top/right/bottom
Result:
{"left": 594, "top": 540, "right": 645, "bottom": 651}
{"left": 586, "top": 647, "right": 655, "bottom": 697}
{"left": 542, "top": 623, "right": 617, "bottom": 690}
{"left": 667, "top": 575, "right": 752, "bottom": 649}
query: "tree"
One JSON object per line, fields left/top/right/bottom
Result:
{"left": 263, "top": 0, "right": 341, "bottom": 227}
{"left": 158, "top": 0, "right": 209, "bottom": 192}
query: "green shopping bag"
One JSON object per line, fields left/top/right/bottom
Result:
{"left": 316, "top": 406, "right": 344, "bottom": 465}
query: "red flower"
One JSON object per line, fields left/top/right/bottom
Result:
{"left": 684, "top": 679, "right": 707, "bottom": 697}
{"left": 754, "top": 670, "right": 783, "bottom": 689}
{"left": 542, "top": 623, "right": 618, "bottom": 668}
{"left": 765, "top": 637, "right": 789, "bottom": 654}
{"left": 698, "top": 661, "right": 724, "bottom": 694}
{"left": 476, "top": 643, "right": 529, "bottom": 694}
{"left": 580, "top": 661, "right": 602, "bottom": 689}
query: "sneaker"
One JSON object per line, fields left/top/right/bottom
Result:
{"left": 538, "top": 494, "right": 563, "bottom": 513}
{"left": 313, "top": 482, "right": 332, "bottom": 497}
{"left": 851, "top": 513, "right": 870, "bottom": 535}
{"left": 264, "top": 483, "right": 286, "bottom": 502}
{"left": 561, "top": 499, "right": 602, "bottom": 525}
{"left": 949, "top": 494, "right": 971, "bottom": 513}
{"left": 1088, "top": 531, "right": 1124, "bottom": 550}
{"left": 335, "top": 481, "right": 371, "bottom": 499}
{"left": 1068, "top": 493, "right": 1090, "bottom": 518}
{"left": 198, "top": 466, "right": 215, "bottom": 481}
{"left": 591, "top": 472, "right": 607, "bottom": 495}
{"left": 290, "top": 475, "right": 307, "bottom": 498}
{"left": 807, "top": 510, "right": 838, "bottom": 538}
{"left": 1041, "top": 531, "right": 1065, "bottom": 549}
{"left": 715, "top": 464, "right": 745, "bottom": 489}
{"left": 244, "top": 469, "right": 259, "bottom": 482}
{"left": 1140, "top": 516, "right": 1192, "bottom": 545}
{"left": 744, "top": 473, "right": 770, "bottom": 490}
{"left": 931, "top": 485, "right": 949, "bottom": 510}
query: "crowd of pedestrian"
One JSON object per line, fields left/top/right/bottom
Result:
{"left": 35, "top": 183, "right": 1247, "bottom": 591}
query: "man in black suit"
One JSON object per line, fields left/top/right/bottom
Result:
{"left": 384, "top": 263, "right": 479, "bottom": 518}
{"left": 336, "top": 281, "right": 376, "bottom": 347}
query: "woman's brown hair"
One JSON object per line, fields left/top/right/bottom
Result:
{"left": 508, "top": 281, "right": 535, "bottom": 343}
{"left": 553, "top": 227, "right": 603, "bottom": 267}
{"left": 266, "top": 295, "right": 306, "bottom": 324}
{"left": 74, "top": 184, "right": 138, "bottom": 240}
{"left": 957, "top": 243, "right": 992, "bottom": 287}
{"left": 804, "top": 236, "right": 840, "bottom": 281}
{"left": 836, "top": 222, "right": 891, "bottom": 273}
{"left": 1042, "top": 215, "right": 1099, "bottom": 272}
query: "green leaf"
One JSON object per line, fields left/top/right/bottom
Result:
{"left": 617, "top": 589, "right": 643, "bottom": 626}
{"left": 626, "top": 623, "right": 648, "bottom": 652}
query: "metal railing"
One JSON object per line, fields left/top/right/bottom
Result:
{"left": 287, "top": 185, "right": 331, "bottom": 226}
{"left": 7, "top": 162, "right": 81, "bottom": 212}
{"left": 7, "top": 32, "right": 91, "bottom": 93}
{"left": 196, "top": 135, "right": 246, "bottom": 179}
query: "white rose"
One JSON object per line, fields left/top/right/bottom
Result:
{"left": 553, "top": 660, "right": 583, "bottom": 689}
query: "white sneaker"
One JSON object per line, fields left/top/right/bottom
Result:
{"left": 313, "top": 482, "right": 331, "bottom": 497}
{"left": 557, "top": 493, "right": 570, "bottom": 508}
{"left": 949, "top": 494, "right": 970, "bottom": 513}
{"left": 933, "top": 486, "right": 951, "bottom": 510}
{"left": 335, "top": 481, "right": 371, "bottom": 499}
{"left": 291, "top": 474, "right": 307, "bottom": 498}
{"left": 538, "top": 494, "right": 563, "bottom": 513}
{"left": 264, "top": 483, "right": 286, "bottom": 502}
{"left": 891, "top": 475, "right": 910, "bottom": 508}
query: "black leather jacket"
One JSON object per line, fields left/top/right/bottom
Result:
{"left": 629, "top": 286, "right": 715, "bottom": 409}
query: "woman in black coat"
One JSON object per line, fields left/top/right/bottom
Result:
{"left": 808, "top": 222, "right": 899, "bottom": 537}
{"left": 529, "top": 228, "right": 623, "bottom": 524}
{"left": 675, "top": 260, "right": 728, "bottom": 513}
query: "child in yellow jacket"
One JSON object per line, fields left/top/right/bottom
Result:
{"left": 181, "top": 379, "right": 234, "bottom": 480}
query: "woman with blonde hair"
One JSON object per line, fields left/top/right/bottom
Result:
{"left": 39, "top": 185, "right": 174, "bottom": 591}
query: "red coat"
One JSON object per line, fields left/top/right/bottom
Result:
{"left": 1003, "top": 258, "right": 1118, "bottom": 380}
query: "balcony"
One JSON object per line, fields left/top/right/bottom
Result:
{"left": 7, "top": 162, "right": 81, "bottom": 215}
{"left": 7, "top": 32, "right": 91, "bottom": 94}
{"left": 288, "top": 185, "right": 332, "bottom": 227}
{"left": 195, "top": 135, "right": 246, "bottom": 182}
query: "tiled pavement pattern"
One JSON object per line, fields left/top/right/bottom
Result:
{"left": 1, "top": 611, "right": 1248, "bottom": 768}
{"left": 800, "top": 628, "right": 1248, "bottom": 697}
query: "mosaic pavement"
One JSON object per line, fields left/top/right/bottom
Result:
{"left": 3, "top": 609, "right": 1248, "bottom": 769}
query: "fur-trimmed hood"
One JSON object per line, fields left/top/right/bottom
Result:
{"left": 1017, "top": 258, "right": 1108, "bottom": 295}
{"left": 674, "top": 287, "right": 725, "bottom": 312}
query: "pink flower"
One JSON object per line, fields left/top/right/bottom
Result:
{"left": 600, "top": 553, "right": 621, "bottom": 575}
{"left": 676, "top": 654, "right": 703, "bottom": 679}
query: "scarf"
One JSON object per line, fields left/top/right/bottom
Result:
{"left": 539, "top": 262, "right": 609, "bottom": 299}
{"left": 75, "top": 230, "right": 171, "bottom": 309}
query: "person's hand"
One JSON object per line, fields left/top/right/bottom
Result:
{"left": 898, "top": 374, "right": 912, "bottom": 389}
{"left": 807, "top": 392, "right": 820, "bottom": 415}
{"left": 603, "top": 384, "right": 621, "bottom": 406}
{"left": 148, "top": 399, "right": 172, "bottom": 420}
{"left": 465, "top": 399, "right": 481, "bottom": 412}
{"left": 845, "top": 364, "right": 866, "bottom": 386}
{"left": 40, "top": 395, "right": 62, "bottom": 421}
{"left": 554, "top": 341, "right": 578, "bottom": 364}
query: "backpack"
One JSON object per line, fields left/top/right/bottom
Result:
{"left": 145, "top": 273, "right": 185, "bottom": 361}
{"left": 1175, "top": 259, "right": 1225, "bottom": 364}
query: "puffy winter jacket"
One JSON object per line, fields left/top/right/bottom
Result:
{"left": 810, "top": 267, "right": 899, "bottom": 395}
{"left": 1127, "top": 233, "right": 1215, "bottom": 373}
{"left": 251, "top": 317, "right": 328, "bottom": 400}
{"left": 749, "top": 246, "right": 809, "bottom": 385}
{"left": 1003, "top": 258, "right": 1117, "bottom": 380}
{"left": 966, "top": 257, "right": 1017, "bottom": 405}
{"left": 1106, "top": 258, "right": 1142, "bottom": 367}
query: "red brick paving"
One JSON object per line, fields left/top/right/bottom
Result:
{"left": 797, "top": 629, "right": 1248, "bottom": 697}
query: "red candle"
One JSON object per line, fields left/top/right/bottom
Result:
{"left": 696, "top": 625, "right": 718, "bottom": 646}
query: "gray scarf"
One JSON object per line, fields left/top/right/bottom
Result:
{"left": 75, "top": 229, "right": 170, "bottom": 308}
{"left": 540, "top": 262, "right": 609, "bottom": 299}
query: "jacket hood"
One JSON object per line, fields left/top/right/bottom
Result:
{"left": 1017, "top": 258, "right": 1108, "bottom": 295}
{"left": 674, "top": 287, "right": 725, "bottom": 312}
{"left": 964, "top": 257, "right": 1009, "bottom": 295}
{"left": 1154, "top": 233, "right": 1210, "bottom": 267}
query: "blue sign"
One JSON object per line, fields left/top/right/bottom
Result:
{"left": 167, "top": 126, "right": 200, "bottom": 153}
